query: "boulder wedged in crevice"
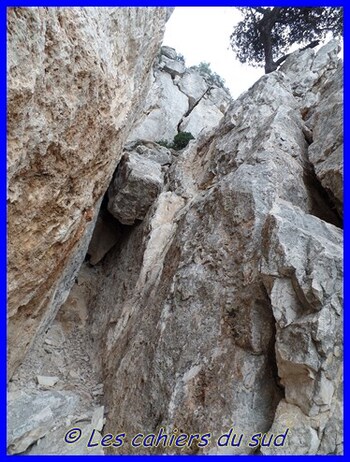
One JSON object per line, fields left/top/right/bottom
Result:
{"left": 107, "top": 152, "right": 164, "bottom": 226}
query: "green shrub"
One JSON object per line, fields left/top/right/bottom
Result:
{"left": 156, "top": 132, "right": 195, "bottom": 151}
{"left": 190, "top": 61, "right": 226, "bottom": 89}
{"left": 172, "top": 132, "right": 194, "bottom": 151}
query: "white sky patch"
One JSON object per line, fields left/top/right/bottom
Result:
{"left": 163, "top": 7, "right": 264, "bottom": 99}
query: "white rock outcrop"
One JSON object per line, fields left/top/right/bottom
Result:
{"left": 84, "top": 41, "right": 342, "bottom": 455}
{"left": 107, "top": 152, "right": 164, "bottom": 225}
{"left": 128, "top": 46, "right": 231, "bottom": 142}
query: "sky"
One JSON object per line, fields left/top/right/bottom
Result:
{"left": 162, "top": 7, "right": 342, "bottom": 100}
{"left": 162, "top": 7, "right": 264, "bottom": 99}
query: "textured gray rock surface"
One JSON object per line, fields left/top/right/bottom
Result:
{"left": 8, "top": 32, "right": 342, "bottom": 456}
{"left": 84, "top": 41, "right": 342, "bottom": 455}
{"left": 179, "top": 88, "right": 230, "bottom": 136}
{"left": 129, "top": 71, "right": 189, "bottom": 142}
{"left": 260, "top": 201, "right": 342, "bottom": 454}
{"left": 307, "top": 62, "right": 343, "bottom": 217}
{"left": 7, "top": 6, "right": 171, "bottom": 377}
{"left": 8, "top": 263, "right": 107, "bottom": 454}
{"left": 108, "top": 152, "right": 164, "bottom": 225}
{"left": 278, "top": 40, "right": 343, "bottom": 220}
{"left": 177, "top": 69, "right": 209, "bottom": 109}
{"left": 7, "top": 389, "right": 80, "bottom": 454}
{"left": 128, "top": 46, "right": 231, "bottom": 142}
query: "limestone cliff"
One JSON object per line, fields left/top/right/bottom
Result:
{"left": 87, "top": 40, "right": 342, "bottom": 455}
{"left": 7, "top": 6, "right": 171, "bottom": 378}
{"left": 128, "top": 46, "right": 231, "bottom": 143}
{"left": 7, "top": 9, "right": 343, "bottom": 456}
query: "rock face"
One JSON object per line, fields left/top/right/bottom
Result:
{"left": 8, "top": 26, "right": 343, "bottom": 457}
{"left": 83, "top": 41, "right": 342, "bottom": 455}
{"left": 307, "top": 63, "right": 343, "bottom": 217}
{"left": 8, "top": 389, "right": 80, "bottom": 454}
{"left": 8, "top": 262, "right": 108, "bottom": 455}
{"left": 107, "top": 151, "right": 164, "bottom": 225}
{"left": 128, "top": 46, "right": 231, "bottom": 142}
{"left": 7, "top": 7, "right": 171, "bottom": 378}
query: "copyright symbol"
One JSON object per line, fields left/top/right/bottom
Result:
{"left": 64, "top": 427, "right": 82, "bottom": 444}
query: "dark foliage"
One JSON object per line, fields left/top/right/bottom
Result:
{"left": 156, "top": 132, "right": 195, "bottom": 151}
{"left": 230, "top": 7, "right": 343, "bottom": 73}
{"left": 172, "top": 132, "right": 195, "bottom": 151}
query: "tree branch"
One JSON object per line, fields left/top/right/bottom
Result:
{"left": 251, "top": 7, "right": 267, "bottom": 15}
{"left": 275, "top": 40, "right": 320, "bottom": 67}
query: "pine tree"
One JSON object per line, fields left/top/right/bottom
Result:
{"left": 230, "top": 7, "right": 343, "bottom": 74}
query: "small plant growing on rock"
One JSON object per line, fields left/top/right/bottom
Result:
{"left": 190, "top": 61, "right": 226, "bottom": 89}
{"left": 156, "top": 132, "right": 195, "bottom": 151}
{"left": 172, "top": 132, "right": 194, "bottom": 150}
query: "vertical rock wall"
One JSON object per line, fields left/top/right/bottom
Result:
{"left": 86, "top": 41, "right": 342, "bottom": 455}
{"left": 7, "top": 7, "right": 172, "bottom": 378}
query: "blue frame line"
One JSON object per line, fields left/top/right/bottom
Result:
{"left": 342, "top": 1, "right": 348, "bottom": 460}
{"left": 2, "top": 1, "right": 347, "bottom": 460}
{"left": 1, "top": 1, "right": 7, "bottom": 460}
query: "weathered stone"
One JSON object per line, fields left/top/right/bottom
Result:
{"left": 159, "top": 54, "right": 186, "bottom": 77}
{"left": 177, "top": 70, "right": 209, "bottom": 109}
{"left": 128, "top": 72, "right": 189, "bottom": 143}
{"left": 36, "top": 375, "right": 59, "bottom": 388}
{"left": 178, "top": 86, "right": 231, "bottom": 138}
{"left": 160, "top": 45, "right": 178, "bottom": 60}
{"left": 179, "top": 94, "right": 227, "bottom": 137}
{"left": 107, "top": 153, "right": 164, "bottom": 225}
{"left": 307, "top": 62, "right": 343, "bottom": 216}
{"left": 27, "top": 421, "right": 104, "bottom": 455}
{"left": 128, "top": 48, "right": 231, "bottom": 144}
{"left": 8, "top": 257, "right": 106, "bottom": 455}
{"left": 7, "top": 6, "right": 171, "bottom": 377}
{"left": 260, "top": 400, "right": 321, "bottom": 455}
{"left": 8, "top": 30, "right": 342, "bottom": 457}
{"left": 84, "top": 42, "right": 342, "bottom": 455}
{"left": 44, "top": 323, "right": 65, "bottom": 347}
{"left": 7, "top": 389, "right": 80, "bottom": 454}
{"left": 260, "top": 200, "right": 342, "bottom": 453}
{"left": 131, "top": 140, "right": 172, "bottom": 165}
{"left": 91, "top": 405, "right": 105, "bottom": 432}
{"left": 280, "top": 39, "right": 340, "bottom": 105}
{"left": 208, "top": 87, "right": 231, "bottom": 112}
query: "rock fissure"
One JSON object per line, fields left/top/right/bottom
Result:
{"left": 302, "top": 159, "right": 342, "bottom": 229}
